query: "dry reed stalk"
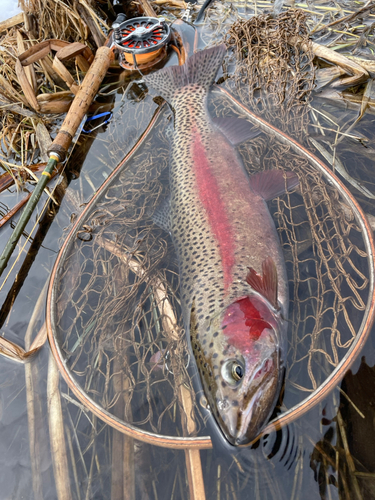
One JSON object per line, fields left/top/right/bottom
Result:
{"left": 0, "top": 319, "right": 33, "bottom": 360}
{"left": 152, "top": 0, "right": 187, "bottom": 7}
{"left": 0, "top": 13, "right": 24, "bottom": 33}
{"left": 111, "top": 357, "right": 136, "bottom": 500}
{"left": 15, "top": 58, "right": 40, "bottom": 110}
{"left": 52, "top": 56, "right": 79, "bottom": 94}
{"left": 37, "top": 91, "right": 74, "bottom": 102}
{"left": 38, "top": 99, "right": 73, "bottom": 114}
{"left": 79, "top": 0, "right": 110, "bottom": 31}
{"left": 313, "top": 0, "right": 375, "bottom": 33}
{"left": 122, "top": 371, "right": 136, "bottom": 500}
{"left": 312, "top": 42, "right": 369, "bottom": 87}
{"left": 24, "top": 280, "right": 49, "bottom": 500}
{"left": 48, "top": 352, "right": 72, "bottom": 500}
{"left": 35, "top": 122, "right": 52, "bottom": 162}
{"left": 57, "top": 41, "right": 89, "bottom": 61}
{"left": 97, "top": 236, "right": 206, "bottom": 500}
{"left": 288, "top": 37, "right": 369, "bottom": 87}
{"left": 337, "top": 410, "right": 363, "bottom": 500}
{"left": 38, "top": 54, "right": 62, "bottom": 88}
{"left": 347, "top": 55, "right": 375, "bottom": 77}
{"left": 137, "top": 0, "right": 158, "bottom": 17}
{"left": 75, "top": 2, "right": 105, "bottom": 48}
{"left": 0, "top": 72, "right": 30, "bottom": 107}
{"left": 16, "top": 30, "right": 37, "bottom": 93}
{"left": 315, "top": 66, "right": 346, "bottom": 89}
{"left": 0, "top": 97, "right": 38, "bottom": 118}
{"left": 317, "top": 88, "right": 375, "bottom": 116}
{"left": 14, "top": 38, "right": 94, "bottom": 112}
{"left": 111, "top": 363, "right": 125, "bottom": 500}
{"left": 0, "top": 299, "right": 47, "bottom": 361}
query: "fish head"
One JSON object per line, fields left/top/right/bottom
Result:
{"left": 196, "top": 295, "right": 286, "bottom": 446}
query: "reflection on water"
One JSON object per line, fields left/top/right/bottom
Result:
{"left": 1, "top": 4, "right": 375, "bottom": 500}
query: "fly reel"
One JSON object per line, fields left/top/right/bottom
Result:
{"left": 113, "top": 17, "right": 171, "bottom": 70}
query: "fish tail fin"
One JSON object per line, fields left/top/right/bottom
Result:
{"left": 144, "top": 44, "right": 226, "bottom": 104}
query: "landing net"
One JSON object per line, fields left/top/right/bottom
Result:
{"left": 47, "top": 10, "right": 375, "bottom": 448}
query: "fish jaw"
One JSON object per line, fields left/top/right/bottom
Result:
{"left": 225, "top": 349, "right": 281, "bottom": 445}
{"left": 192, "top": 296, "right": 286, "bottom": 446}
{"left": 214, "top": 329, "right": 282, "bottom": 446}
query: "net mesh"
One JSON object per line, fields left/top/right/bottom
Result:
{"left": 224, "top": 10, "right": 315, "bottom": 142}
{"left": 50, "top": 10, "right": 371, "bottom": 442}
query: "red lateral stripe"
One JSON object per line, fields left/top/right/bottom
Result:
{"left": 192, "top": 128, "right": 235, "bottom": 290}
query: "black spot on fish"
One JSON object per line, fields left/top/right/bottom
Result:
{"left": 213, "top": 332, "right": 218, "bottom": 338}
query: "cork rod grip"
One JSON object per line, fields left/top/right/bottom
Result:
{"left": 48, "top": 46, "right": 114, "bottom": 160}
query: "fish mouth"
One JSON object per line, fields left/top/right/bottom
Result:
{"left": 234, "top": 379, "right": 273, "bottom": 445}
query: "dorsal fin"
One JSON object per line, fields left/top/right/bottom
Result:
{"left": 246, "top": 257, "right": 279, "bottom": 310}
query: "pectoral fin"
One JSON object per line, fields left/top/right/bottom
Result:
{"left": 249, "top": 170, "right": 299, "bottom": 201}
{"left": 246, "top": 257, "right": 279, "bottom": 310}
{"left": 212, "top": 117, "right": 261, "bottom": 146}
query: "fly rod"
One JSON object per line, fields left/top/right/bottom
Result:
{"left": 0, "top": 46, "right": 114, "bottom": 278}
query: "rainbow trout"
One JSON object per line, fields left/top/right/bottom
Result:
{"left": 145, "top": 45, "right": 296, "bottom": 445}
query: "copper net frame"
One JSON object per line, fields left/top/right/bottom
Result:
{"left": 46, "top": 89, "right": 375, "bottom": 451}
{"left": 44, "top": 25, "right": 375, "bottom": 500}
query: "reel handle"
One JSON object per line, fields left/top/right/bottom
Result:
{"left": 48, "top": 46, "right": 114, "bottom": 161}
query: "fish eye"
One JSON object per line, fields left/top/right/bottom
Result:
{"left": 232, "top": 363, "right": 244, "bottom": 381}
{"left": 222, "top": 359, "right": 245, "bottom": 385}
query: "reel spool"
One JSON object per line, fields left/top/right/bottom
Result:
{"left": 113, "top": 17, "right": 171, "bottom": 70}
